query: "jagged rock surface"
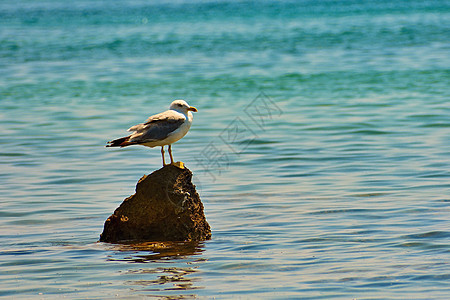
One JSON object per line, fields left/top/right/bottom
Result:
{"left": 100, "top": 165, "right": 211, "bottom": 243}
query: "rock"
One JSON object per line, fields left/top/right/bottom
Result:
{"left": 100, "top": 165, "right": 211, "bottom": 243}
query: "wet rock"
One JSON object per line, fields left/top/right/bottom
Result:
{"left": 100, "top": 165, "right": 211, "bottom": 243}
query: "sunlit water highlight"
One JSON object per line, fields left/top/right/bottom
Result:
{"left": 1, "top": 0, "right": 449, "bottom": 298}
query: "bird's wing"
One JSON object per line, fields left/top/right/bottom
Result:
{"left": 127, "top": 110, "right": 186, "bottom": 143}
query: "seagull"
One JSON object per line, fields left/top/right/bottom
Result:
{"left": 106, "top": 100, "right": 198, "bottom": 168}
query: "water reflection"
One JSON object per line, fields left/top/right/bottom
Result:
{"left": 106, "top": 241, "right": 205, "bottom": 262}
{"left": 125, "top": 266, "right": 202, "bottom": 291}
{"left": 104, "top": 241, "right": 206, "bottom": 297}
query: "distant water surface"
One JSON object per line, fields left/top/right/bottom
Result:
{"left": 1, "top": 0, "right": 449, "bottom": 298}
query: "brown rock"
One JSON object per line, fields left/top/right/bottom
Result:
{"left": 100, "top": 165, "right": 211, "bottom": 243}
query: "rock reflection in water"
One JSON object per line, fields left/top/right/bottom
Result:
{"left": 126, "top": 266, "right": 201, "bottom": 291}
{"left": 105, "top": 241, "right": 206, "bottom": 297}
{"left": 107, "top": 240, "right": 205, "bottom": 262}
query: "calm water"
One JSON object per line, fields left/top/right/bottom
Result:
{"left": 1, "top": 0, "right": 449, "bottom": 298}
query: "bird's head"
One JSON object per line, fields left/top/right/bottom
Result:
{"left": 170, "top": 100, "right": 198, "bottom": 114}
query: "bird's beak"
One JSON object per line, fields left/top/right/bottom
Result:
{"left": 188, "top": 106, "right": 198, "bottom": 112}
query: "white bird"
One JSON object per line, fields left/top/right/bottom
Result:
{"left": 106, "top": 100, "right": 198, "bottom": 168}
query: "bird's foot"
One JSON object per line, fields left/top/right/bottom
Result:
{"left": 171, "top": 161, "right": 185, "bottom": 169}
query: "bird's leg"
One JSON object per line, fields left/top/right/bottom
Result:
{"left": 168, "top": 145, "right": 185, "bottom": 169}
{"left": 168, "top": 144, "right": 174, "bottom": 165}
{"left": 161, "top": 146, "right": 166, "bottom": 166}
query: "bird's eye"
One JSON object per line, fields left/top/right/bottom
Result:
{"left": 178, "top": 104, "right": 182, "bottom": 107}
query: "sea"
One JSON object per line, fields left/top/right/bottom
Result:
{"left": 1, "top": 0, "right": 449, "bottom": 298}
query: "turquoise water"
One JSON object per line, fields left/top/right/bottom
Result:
{"left": 1, "top": 0, "right": 449, "bottom": 298}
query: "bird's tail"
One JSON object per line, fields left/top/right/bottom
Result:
{"left": 106, "top": 135, "right": 134, "bottom": 147}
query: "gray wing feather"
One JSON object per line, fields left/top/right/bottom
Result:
{"left": 127, "top": 110, "right": 186, "bottom": 143}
